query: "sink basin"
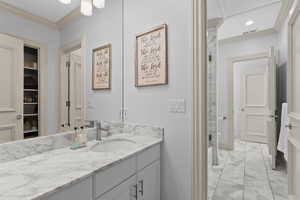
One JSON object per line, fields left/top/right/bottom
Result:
{"left": 90, "top": 138, "right": 138, "bottom": 152}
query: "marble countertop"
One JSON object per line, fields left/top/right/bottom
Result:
{"left": 0, "top": 134, "right": 162, "bottom": 200}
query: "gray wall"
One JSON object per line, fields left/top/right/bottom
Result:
{"left": 60, "top": 0, "right": 123, "bottom": 122}
{"left": 62, "top": 1, "right": 195, "bottom": 199}
{"left": 0, "top": 9, "right": 60, "bottom": 134}
{"left": 2, "top": 0, "right": 194, "bottom": 199}
{"left": 123, "top": 0, "right": 193, "bottom": 199}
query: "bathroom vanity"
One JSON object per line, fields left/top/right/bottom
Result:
{"left": 0, "top": 122, "right": 163, "bottom": 200}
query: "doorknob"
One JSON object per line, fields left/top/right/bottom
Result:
{"left": 285, "top": 124, "right": 294, "bottom": 130}
{"left": 241, "top": 108, "right": 245, "bottom": 112}
{"left": 16, "top": 114, "right": 22, "bottom": 120}
{"left": 270, "top": 114, "right": 279, "bottom": 119}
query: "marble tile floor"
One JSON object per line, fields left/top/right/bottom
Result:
{"left": 208, "top": 140, "right": 288, "bottom": 200}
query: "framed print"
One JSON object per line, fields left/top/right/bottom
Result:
{"left": 135, "top": 24, "right": 168, "bottom": 87}
{"left": 92, "top": 44, "right": 112, "bottom": 90}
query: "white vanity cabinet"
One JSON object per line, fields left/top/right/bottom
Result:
{"left": 43, "top": 177, "right": 93, "bottom": 200}
{"left": 42, "top": 144, "right": 161, "bottom": 200}
{"left": 137, "top": 161, "right": 160, "bottom": 200}
{"left": 95, "top": 144, "right": 161, "bottom": 200}
{"left": 96, "top": 176, "right": 137, "bottom": 200}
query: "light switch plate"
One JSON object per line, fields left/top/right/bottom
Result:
{"left": 168, "top": 99, "right": 186, "bottom": 113}
{"left": 87, "top": 101, "right": 93, "bottom": 109}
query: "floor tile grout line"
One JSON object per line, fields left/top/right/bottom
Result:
{"left": 260, "top": 143, "right": 276, "bottom": 200}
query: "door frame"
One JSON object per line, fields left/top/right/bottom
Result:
{"left": 192, "top": 0, "right": 207, "bottom": 200}
{"left": 23, "top": 38, "right": 48, "bottom": 137}
{"left": 287, "top": 1, "right": 300, "bottom": 198}
{"left": 225, "top": 52, "right": 270, "bottom": 150}
{"left": 59, "top": 36, "right": 87, "bottom": 129}
{"left": 0, "top": 32, "right": 48, "bottom": 137}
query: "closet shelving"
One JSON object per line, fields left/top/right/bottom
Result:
{"left": 23, "top": 46, "right": 39, "bottom": 139}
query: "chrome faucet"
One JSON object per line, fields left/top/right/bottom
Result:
{"left": 96, "top": 121, "right": 109, "bottom": 141}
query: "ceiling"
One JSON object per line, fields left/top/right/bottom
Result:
{"left": 208, "top": 0, "right": 284, "bottom": 40}
{"left": 0, "top": 0, "right": 81, "bottom": 22}
{"left": 208, "top": 0, "right": 281, "bottom": 19}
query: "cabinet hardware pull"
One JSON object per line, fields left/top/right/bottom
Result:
{"left": 138, "top": 180, "right": 144, "bottom": 196}
{"left": 131, "top": 184, "right": 138, "bottom": 200}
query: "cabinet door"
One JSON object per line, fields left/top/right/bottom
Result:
{"left": 97, "top": 176, "right": 137, "bottom": 200}
{"left": 137, "top": 161, "right": 160, "bottom": 200}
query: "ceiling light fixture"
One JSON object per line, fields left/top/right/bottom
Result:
{"left": 58, "top": 0, "right": 71, "bottom": 4}
{"left": 80, "top": 0, "right": 106, "bottom": 16}
{"left": 245, "top": 20, "right": 254, "bottom": 26}
{"left": 81, "top": 0, "right": 93, "bottom": 16}
{"left": 93, "top": 0, "right": 105, "bottom": 9}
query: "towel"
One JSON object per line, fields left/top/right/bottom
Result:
{"left": 277, "top": 103, "right": 289, "bottom": 161}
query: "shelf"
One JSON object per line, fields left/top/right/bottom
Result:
{"left": 24, "top": 113, "right": 38, "bottom": 116}
{"left": 24, "top": 67, "right": 38, "bottom": 71}
{"left": 24, "top": 89, "right": 39, "bottom": 92}
{"left": 24, "top": 129, "right": 38, "bottom": 134}
{"left": 24, "top": 102, "right": 38, "bottom": 105}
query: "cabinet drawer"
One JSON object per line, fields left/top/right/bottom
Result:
{"left": 137, "top": 144, "right": 160, "bottom": 171}
{"left": 43, "top": 177, "right": 92, "bottom": 200}
{"left": 96, "top": 176, "right": 137, "bottom": 200}
{"left": 95, "top": 156, "right": 136, "bottom": 198}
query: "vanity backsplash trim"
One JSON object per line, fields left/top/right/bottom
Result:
{"left": 0, "top": 122, "right": 163, "bottom": 164}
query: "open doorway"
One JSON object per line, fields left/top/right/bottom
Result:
{"left": 205, "top": 0, "right": 292, "bottom": 200}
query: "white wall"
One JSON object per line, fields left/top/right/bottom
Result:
{"left": 60, "top": 0, "right": 123, "bottom": 122}
{"left": 218, "top": 32, "right": 278, "bottom": 147}
{"left": 0, "top": 9, "right": 60, "bottom": 134}
{"left": 123, "top": 0, "right": 193, "bottom": 200}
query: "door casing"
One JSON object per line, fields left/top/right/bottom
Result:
{"left": 225, "top": 52, "right": 274, "bottom": 150}
{"left": 287, "top": 1, "right": 300, "bottom": 199}
{"left": 0, "top": 32, "right": 48, "bottom": 138}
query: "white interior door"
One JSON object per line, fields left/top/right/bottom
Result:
{"left": 60, "top": 53, "right": 69, "bottom": 129}
{"left": 239, "top": 58, "right": 269, "bottom": 143}
{"left": 70, "top": 51, "right": 84, "bottom": 127}
{"left": 287, "top": 6, "right": 300, "bottom": 199}
{"left": 0, "top": 33, "right": 23, "bottom": 143}
{"left": 60, "top": 49, "right": 84, "bottom": 130}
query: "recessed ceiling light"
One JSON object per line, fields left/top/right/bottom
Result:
{"left": 58, "top": 0, "right": 71, "bottom": 4}
{"left": 245, "top": 20, "right": 254, "bottom": 26}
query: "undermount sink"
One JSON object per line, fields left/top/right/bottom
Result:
{"left": 90, "top": 138, "right": 138, "bottom": 152}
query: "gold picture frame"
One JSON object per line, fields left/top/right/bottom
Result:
{"left": 135, "top": 24, "right": 168, "bottom": 87}
{"left": 92, "top": 44, "right": 112, "bottom": 90}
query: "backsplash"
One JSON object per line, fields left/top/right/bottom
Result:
{"left": 0, "top": 122, "right": 163, "bottom": 164}
{"left": 0, "top": 128, "right": 96, "bottom": 164}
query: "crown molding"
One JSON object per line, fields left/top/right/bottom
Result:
{"left": 274, "top": 0, "right": 295, "bottom": 31}
{"left": 56, "top": 7, "right": 81, "bottom": 29}
{"left": 0, "top": 1, "right": 83, "bottom": 30}
{"left": 207, "top": 17, "right": 223, "bottom": 30}
{"left": 0, "top": 1, "right": 58, "bottom": 29}
{"left": 219, "top": 28, "right": 277, "bottom": 44}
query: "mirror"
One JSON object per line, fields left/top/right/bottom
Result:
{"left": 0, "top": 0, "right": 124, "bottom": 144}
